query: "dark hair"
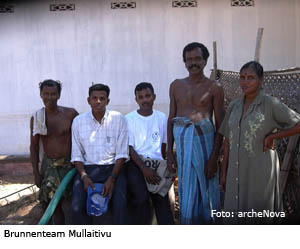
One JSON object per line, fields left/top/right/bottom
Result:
{"left": 39, "top": 79, "right": 62, "bottom": 94}
{"left": 89, "top": 83, "right": 110, "bottom": 97}
{"left": 134, "top": 82, "right": 155, "bottom": 96}
{"left": 240, "top": 61, "right": 264, "bottom": 78}
{"left": 183, "top": 42, "right": 210, "bottom": 62}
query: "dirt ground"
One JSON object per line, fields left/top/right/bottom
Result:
{"left": 0, "top": 174, "right": 44, "bottom": 225}
{"left": 0, "top": 174, "right": 180, "bottom": 225}
{"left": 0, "top": 193, "right": 44, "bottom": 225}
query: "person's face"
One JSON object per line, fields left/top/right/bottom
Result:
{"left": 88, "top": 90, "right": 109, "bottom": 113}
{"left": 239, "top": 67, "right": 262, "bottom": 97}
{"left": 184, "top": 48, "right": 207, "bottom": 75}
{"left": 135, "top": 88, "right": 155, "bottom": 112}
{"left": 40, "top": 85, "right": 60, "bottom": 109}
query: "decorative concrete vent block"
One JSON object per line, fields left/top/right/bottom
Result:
{"left": 111, "top": 2, "right": 136, "bottom": 9}
{"left": 231, "top": 0, "right": 254, "bottom": 7}
{"left": 0, "top": 5, "right": 14, "bottom": 13}
{"left": 172, "top": 1, "right": 197, "bottom": 8}
{"left": 50, "top": 4, "right": 75, "bottom": 11}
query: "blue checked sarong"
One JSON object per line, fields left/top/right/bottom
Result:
{"left": 173, "top": 117, "right": 220, "bottom": 224}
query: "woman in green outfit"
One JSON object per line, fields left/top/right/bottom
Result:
{"left": 219, "top": 61, "right": 300, "bottom": 224}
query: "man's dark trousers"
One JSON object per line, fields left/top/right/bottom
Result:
{"left": 71, "top": 164, "right": 129, "bottom": 225}
{"left": 126, "top": 161, "right": 174, "bottom": 225}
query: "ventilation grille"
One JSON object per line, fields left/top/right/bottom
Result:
{"left": 172, "top": 1, "right": 197, "bottom": 8}
{"left": 111, "top": 2, "right": 136, "bottom": 9}
{"left": 0, "top": 5, "right": 14, "bottom": 13}
{"left": 50, "top": 4, "right": 75, "bottom": 11}
{"left": 231, "top": 0, "right": 254, "bottom": 7}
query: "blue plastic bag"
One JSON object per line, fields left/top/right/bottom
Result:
{"left": 87, "top": 183, "right": 109, "bottom": 216}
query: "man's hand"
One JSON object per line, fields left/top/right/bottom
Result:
{"left": 102, "top": 177, "right": 115, "bottom": 201}
{"left": 82, "top": 175, "right": 95, "bottom": 192}
{"left": 142, "top": 167, "right": 161, "bottom": 185}
{"left": 263, "top": 134, "right": 275, "bottom": 152}
{"left": 33, "top": 172, "right": 42, "bottom": 188}
{"left": 167, "top": 151, "right": 177, "bottom": 173}
{"left": 204, "top": 154, "right": 218, "bottom": 179}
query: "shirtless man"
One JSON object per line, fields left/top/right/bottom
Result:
{"left": 30, "top": 79, "right": 78, "bottom": 224}
{"left": 167, "top": 42, "right": 224, "bottom": 224}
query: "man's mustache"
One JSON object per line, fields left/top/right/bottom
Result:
{"left": 188, "top": 64, "right": 200, "bottom": 69}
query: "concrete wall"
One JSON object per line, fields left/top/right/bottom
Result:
{"left": 0, "top": 0, "right": 299, "bottom": 155}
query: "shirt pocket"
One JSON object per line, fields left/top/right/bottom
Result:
{"left": 105, "top": 136, "right": 116, "bottom": 156}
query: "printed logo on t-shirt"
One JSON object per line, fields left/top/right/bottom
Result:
{"left": 152, "top": 132, "right": 159, "bottom": 142}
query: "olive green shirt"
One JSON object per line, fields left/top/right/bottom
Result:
{"left": 219, "top": 90, "right": 300, "bottom": 224}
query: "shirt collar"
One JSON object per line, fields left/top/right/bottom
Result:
{"left": 240, "top": 89, "right": 264, "bottom": 120}
{"left": 89, "top": 110, "right": 109, "bottom": 124}
{"left": 242, "top": 89, "right": 264, "bottom": 107}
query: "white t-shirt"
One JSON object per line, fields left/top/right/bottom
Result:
{"left": 125, "top": 110, "right": 167, "bottom": 160}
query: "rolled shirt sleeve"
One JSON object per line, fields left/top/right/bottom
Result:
{"left": 125, "top": 115, "right": 135, "bottom": 147}
{"left": 162, "top": 114, "right": 168, "bottom": 144}
{"left": 115, "top": 114, "right": 129, "bottom": 161}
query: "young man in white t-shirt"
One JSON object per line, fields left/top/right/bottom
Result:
{"left": 125, "top": 82, "right": 174, "bottom": 225}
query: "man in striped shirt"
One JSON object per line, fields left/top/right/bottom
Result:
{"left": 70, "top": 84, "right": 129, "bottom": 224}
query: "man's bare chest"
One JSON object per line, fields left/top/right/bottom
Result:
{"left": 175, "top": 85, "right": 213, "bottom": 107}
{"left": 45, "top": 115, "right": 71, "bottom": 137}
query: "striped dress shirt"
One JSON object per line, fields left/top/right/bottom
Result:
{"left": 71, "top": 110, "right": 129, "bottom": 165}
